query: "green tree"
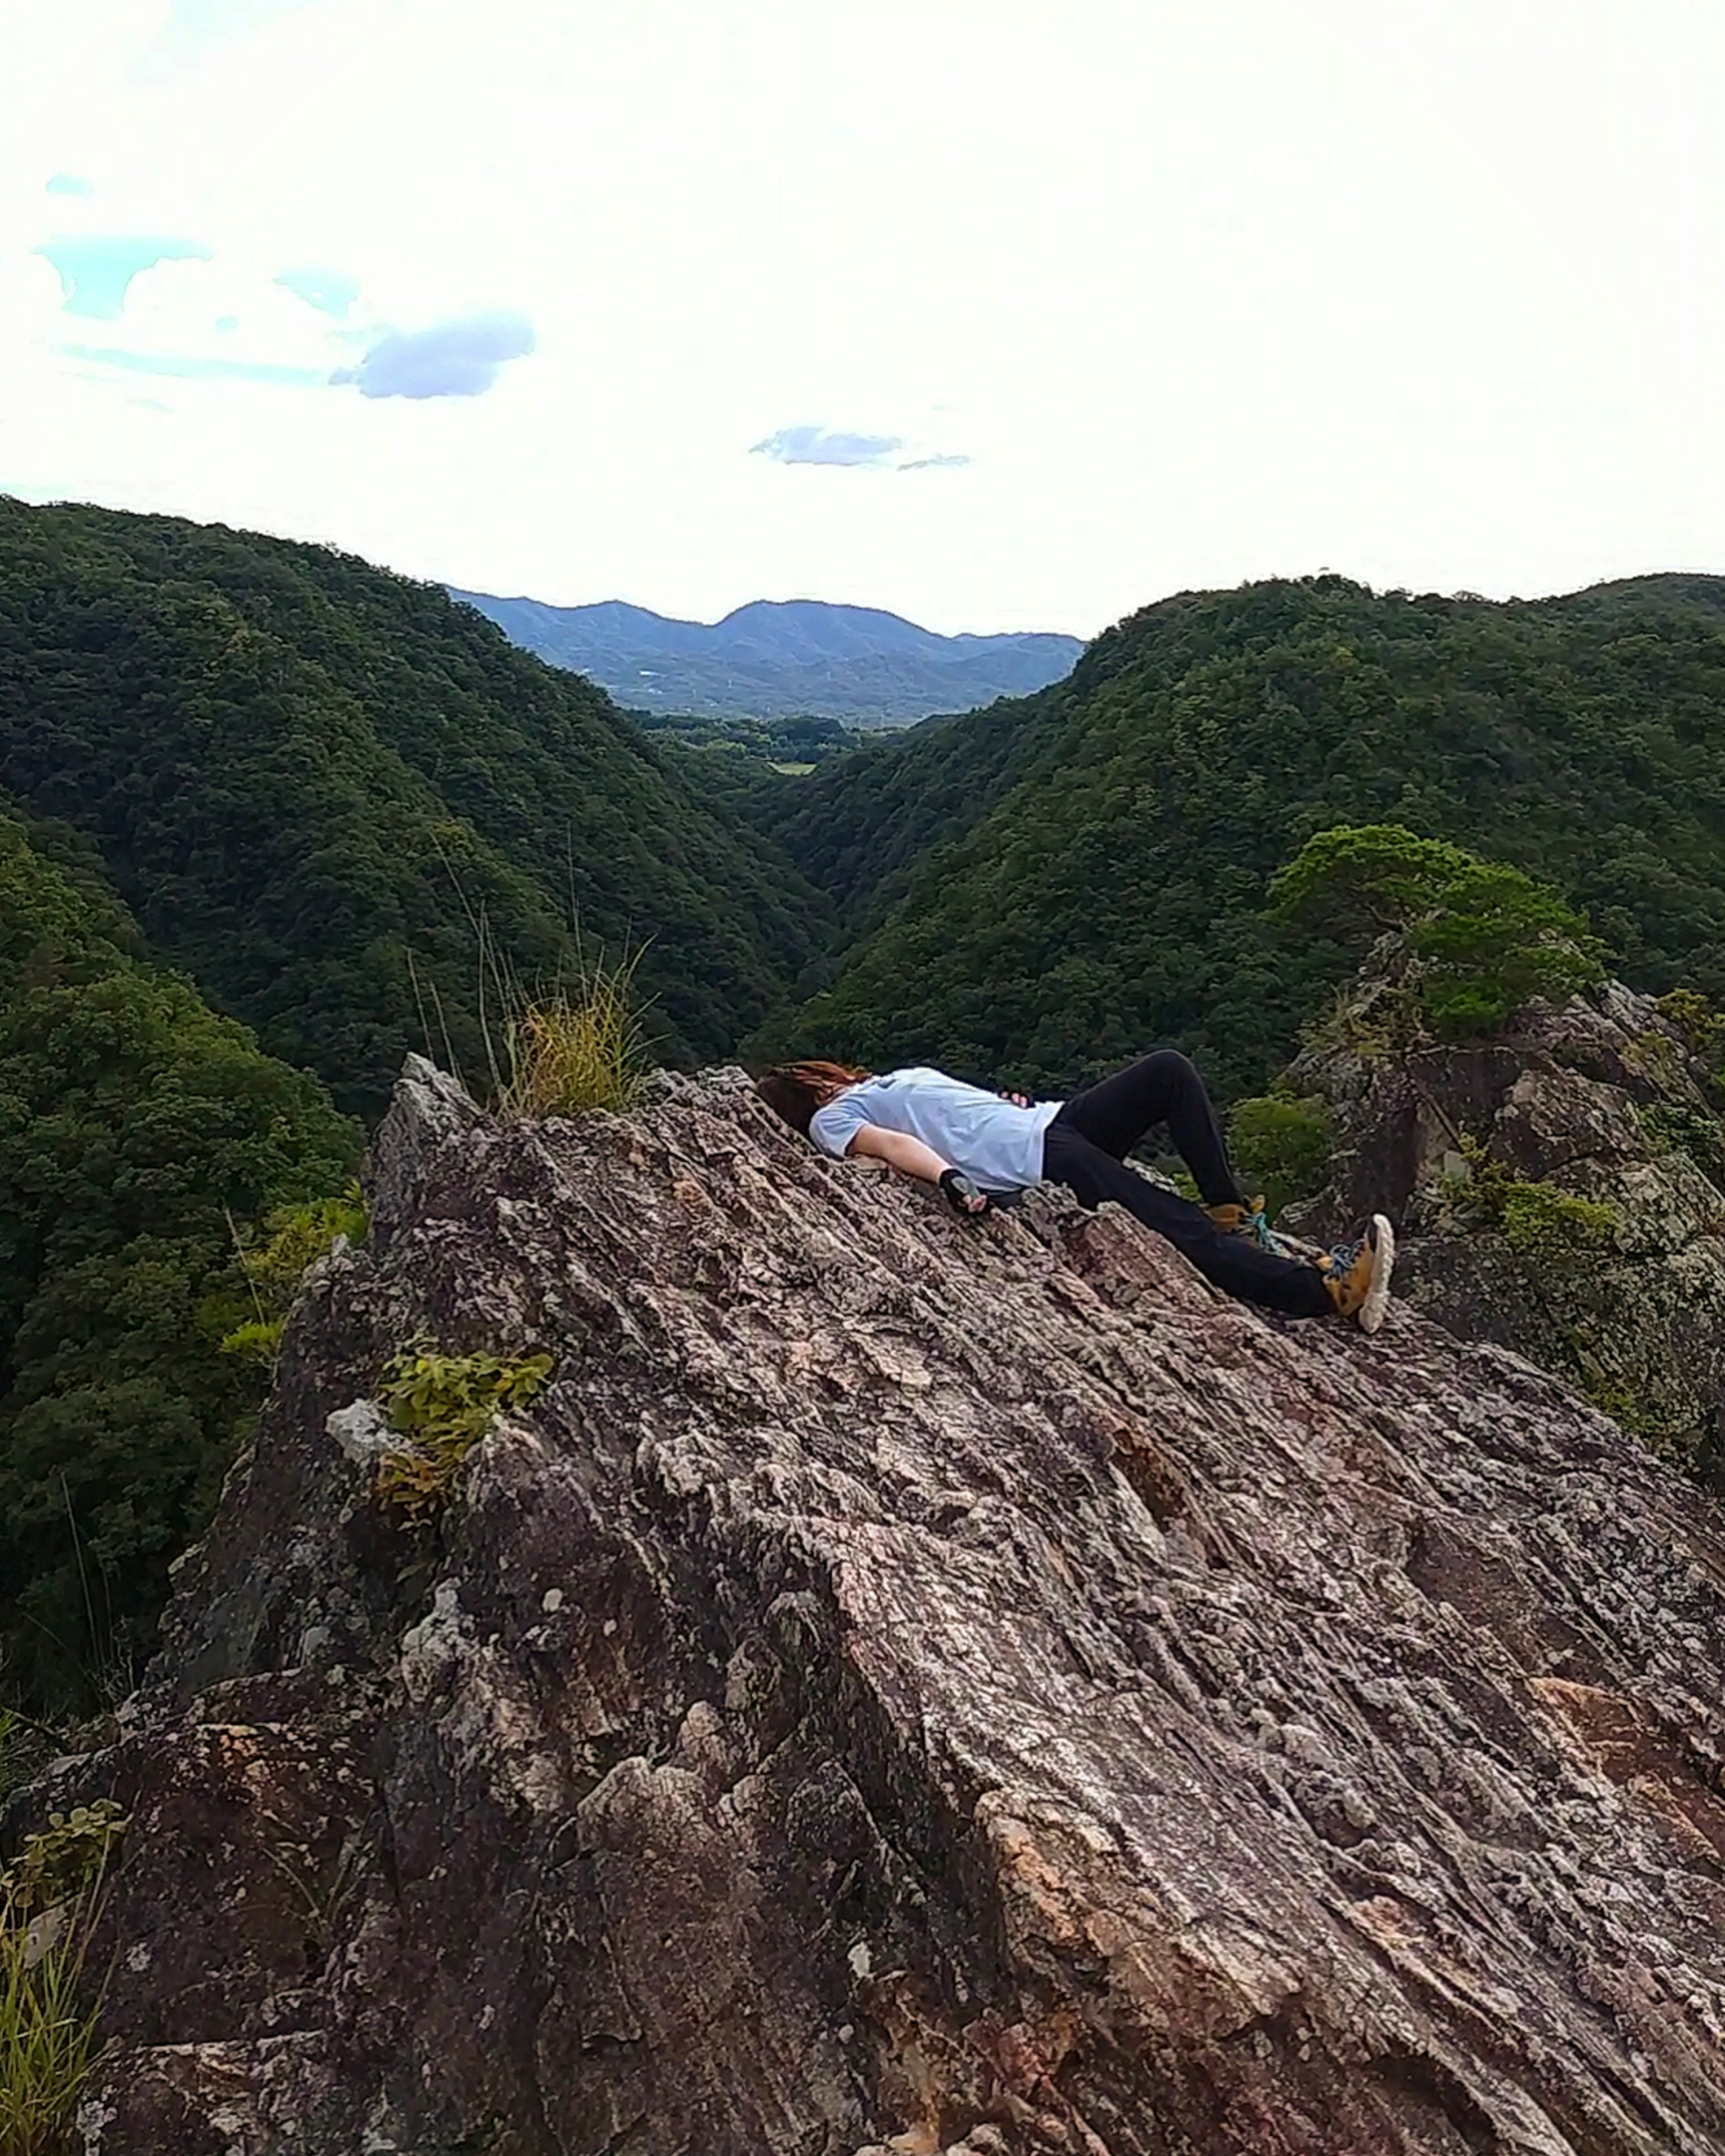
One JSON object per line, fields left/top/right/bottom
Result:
{"left": 1267, "top": 824, "right": 1606, "bottom": 1038}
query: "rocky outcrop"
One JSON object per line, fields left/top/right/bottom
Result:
{"left": 16, "top": 1057, "right": 1725, "bottom": 2154}
{"left": 1287, "top": 980, "right": 1725, "bottom": 1488}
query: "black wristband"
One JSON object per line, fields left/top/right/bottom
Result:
{"left": 939, "top": 1167, "right": 989, "bottom": 1216}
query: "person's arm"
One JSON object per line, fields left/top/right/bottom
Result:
{"left": 847, "top": 1124, "right": 990, "bottom": 1215}
{"left": 847, "top": 1123, "right": 949, "bottom": 1181}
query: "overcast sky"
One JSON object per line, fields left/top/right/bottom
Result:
{"left": 4, "top": 0, "right": 1724, "bottom": 636}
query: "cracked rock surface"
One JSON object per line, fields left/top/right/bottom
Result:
{"left": 19, "top": 1055, "right": 1725, "bottom": 2154}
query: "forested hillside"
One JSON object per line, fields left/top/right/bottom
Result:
{"left": 743, "top": 687, "right": 1062, "bottom": 927}
{"left": 0, "top": 804, "right": 358, "bottom": 1707}
{"left": 759, "top": 574, "right": 1725, "bottom": 1098}
{"left": 0, "top": 500, "right": 833, "bottom": 1116}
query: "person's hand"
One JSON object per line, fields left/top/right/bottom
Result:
{"left": 998, "top": 1087, "right": 1035, "bottom": 1109}
{"left": 938, "top": 1167, "right": 991, "bottom": 1218}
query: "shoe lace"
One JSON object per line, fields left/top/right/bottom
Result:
{"left": 1245, "top": 1205, "right": 1299, "bottom": 1258}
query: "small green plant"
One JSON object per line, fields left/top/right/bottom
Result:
{"left": 218, "top": 1317, "right": 286, "bottom": 1365}
{"left": 4, "top": 1805, "right": 127, "bottom": 1915}
{"left": 240, "top": 1185, "right": 367, "bottom": 1304}
{"left": 1580, "top": 1374, "right": 1661, "bottom": 1440}
{"left": 1635, "top": 1100, "right": 1725, "bottom": 1183}
{"left": 1448, "top": 1136, "right": 1620, "bottom": 1266}
{"left": 1655, "top": 986, "right": 1725, "bottom": 1066}
{"left": 1499, "top": 1181, "right": 1619, "bottom": 1262}
{"left": 1227, "top": 1091, "right": 1334, "bottom": 1215}
{"left": 374, "top": 1348, "right": 554, "bottom": 1521}
{"left": 499, "top": 961, "right": 650, "bottom": 1119}
{"left": 219, "top": 1183, "right": 368, "bottom": 1364}
{"left": 1622, "top": 1026, "right": 1682, "bottom": 1086}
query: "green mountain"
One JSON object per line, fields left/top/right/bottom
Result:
{"left": 758, "top": 574, "right": 1725, "bottom": 1099}
{"left": 0, "top": 499, "right": 834, "bottom": 1118}
{"left": 0, "top": 804, "right": 358, "bottom": 1708}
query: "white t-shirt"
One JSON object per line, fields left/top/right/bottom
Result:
{"left": 809, "top": 1066, "right": 1062, "bottom": 1194}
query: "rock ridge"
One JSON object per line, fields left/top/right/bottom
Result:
{"left": 13, "top": 1056, "right": 1725, "bottom": 2155}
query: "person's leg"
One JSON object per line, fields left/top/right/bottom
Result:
{"left": 1041, "top": 1123, "right": 1333, "bottom": 1318}
{"left": 1053, "top": 1050, "right": 1243, "bottom": 1207}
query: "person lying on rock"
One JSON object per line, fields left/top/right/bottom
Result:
{"left": 756, "top": 1050, "right": 1394, "bottom": 1332}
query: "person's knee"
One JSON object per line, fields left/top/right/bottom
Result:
{"left": 1144, "top": 1047, "right": 1200, "bottom": 1090}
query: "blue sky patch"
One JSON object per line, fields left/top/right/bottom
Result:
{"left": 276, "top": 267, "right": 361, "bottom": 320}
{"left": 61, "top": 343, "right": 328, "bottom": 388}
{"left": 45, "top": 174, "right": 93, "bottom": 198}
{"left": 38, "top": 236, "right": 214, "bottom": 319}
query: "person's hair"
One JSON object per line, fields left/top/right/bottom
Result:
{"left": 755, "top": 1059, "right": 871, "bottom": 1136}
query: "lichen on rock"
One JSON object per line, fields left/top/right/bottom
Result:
{"left": 10, "top": 1055, "right": 1725, "bottom": 2155}
{"left": 1287, "top": 976, "right": 1725, "bottom": 1485}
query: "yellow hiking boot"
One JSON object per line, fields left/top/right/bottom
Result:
{"left": 1319, "top": 1215, "right": 1396, "bottom": 1333}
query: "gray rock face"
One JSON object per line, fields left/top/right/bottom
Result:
{"left": 20, "top": 1062, "right": 1725, "bottom": 2154}
{"left": 1288, "top": 981, "right": 1725, "bottom": 1485}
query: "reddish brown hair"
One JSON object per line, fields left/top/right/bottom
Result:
{"left": 755, "top": 1059, "right": 871, "bottom": 1136}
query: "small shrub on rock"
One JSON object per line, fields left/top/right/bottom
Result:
{"left": 374, "top": 1348, "right": 554, "bottom": 1522}
{"left": 1270, "top": 824, "right": 1605, "bottom": 1042}
{"left": 218, "top": 1183, "right": 368, "bottom": 1367}
{"left": 1448, "top": 1137, "right": 1621, "bottom": 1267}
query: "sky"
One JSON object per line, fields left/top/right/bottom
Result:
{"left": 4, "top": 0, "right": 1725, "bottom": 637}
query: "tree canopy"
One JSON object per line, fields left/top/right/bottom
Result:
{"left": 1268, "top": 824, "right": 1606, "bottom": 1039}
{"left": 0, "top": 807, "right": 358, "bottom": 1709}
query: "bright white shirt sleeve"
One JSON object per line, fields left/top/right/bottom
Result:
{"left": 808, "top": 1088, "right": 873, "bottom": 1158}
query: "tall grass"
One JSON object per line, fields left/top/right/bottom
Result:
{"left": 0, "top": 1883, "right": 106, "bottom": 2156}
{"left": 413, "top": 844, "right": 657, "bottom": 1118}
{"left": 498, "top": 956, "right": 651, "bottom": 1119}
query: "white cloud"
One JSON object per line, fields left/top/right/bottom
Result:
{"left": 336, "top": 311, "right": 537, "bottom": 399}
{"left": 752, "top": 427, "right": 902, "bottom": 468}
{"left": 5, "top": 0, "right": 1725, "bottom": 634}
{"left": 750, "top": 427, "right": 973, "bottom": 471}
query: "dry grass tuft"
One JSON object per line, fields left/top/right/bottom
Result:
{"left": 499, "top": 958, "right": 650, "bottom": 1118}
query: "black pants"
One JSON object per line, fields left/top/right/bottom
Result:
{"left": 1042, "top": 1051, "right": 1333, "bottom": 1319}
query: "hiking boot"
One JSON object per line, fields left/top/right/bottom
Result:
{"left": 1320, "top": 1214, "right": 1395, "bottom": 1332}
{"left": 1207, "top": 1194, "right": 1300, "bottom": 1258}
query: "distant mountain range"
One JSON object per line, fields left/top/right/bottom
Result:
{"left": 447, "top": 592, "right": 1084, "bottom": 725}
